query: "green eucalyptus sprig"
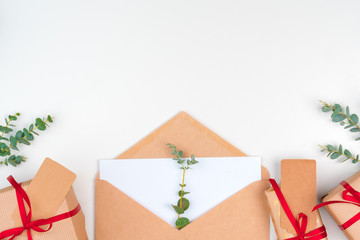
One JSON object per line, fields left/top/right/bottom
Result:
{"left": 319, "top": 100, "right": 360, "bottom": 164}
{"left": 320, "top": 100, "right": 360, "bottom": 139}
{"left": 167, "top": 143, "right": 198, "bottom": 230}
{"left": 319, "top": 144, "right": 359, "bottom": 163}
{"left": 0, "top": 113, "right": 54, "bottom": 167}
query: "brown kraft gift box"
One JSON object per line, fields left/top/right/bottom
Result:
{"left": 321, "top": 171, "right": 360, "bottom": 240}
{"left": 265, "top": 159, "right": 327, "bottom": 240}
{"left": 0, "top": 158, "right": 88, "bottom": 240}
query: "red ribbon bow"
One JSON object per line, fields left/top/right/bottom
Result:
{"left": 0, "top": 176, "right": 81, "bottom": 240}
{"left": 269, "top": 179, "right": 327, "bottom": 240}
{"left": 313, "top": 180, "right": 360, "bottom": 230}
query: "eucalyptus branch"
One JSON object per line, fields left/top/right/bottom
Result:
{"left": 167, "top": 143, "right": 198, "bottom": 230}
{"left": 319, "top": 144, "right": 359, "bottom": 163}
{"left": 320, "top": 100, "right": 360, "bottom": 140}
{"left": 0, "top": 114, "right": 54, "bottom": 167}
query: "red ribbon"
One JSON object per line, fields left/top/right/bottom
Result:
{"left": 0, "top": 176, "right": 81, "bottom": 240}
{"left": 269, "top": 179, "right": 327, "bottom": 240}
{"left": 313, "top": 180, "right": 360, "bottom": 230}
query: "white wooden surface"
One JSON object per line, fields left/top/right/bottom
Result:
{"left": 1, "top": 0, "right": 360, "bottom": 239}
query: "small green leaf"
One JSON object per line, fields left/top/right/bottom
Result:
{"left": 350, "top": 128, "right": 360, "bottom": 132}
{"left": 172, "top": 205, "right": 184, "bottom": 214}
{"left": 15, "top": 131, "right": 24, "bottom": 139}
{"left": 326, "top": 145, "right": 335, "bottom": 151}
{"left": 175, "top": 217, "right": 190, "bottom": 229}
{"left": 338, "top": 145, "right": 343, "bottom": 154}
{"left": 0, "top": 126, "right": 13, "bottom": 134}
{"left": 344, "top": 150, "right": 352, "bottom": 157}
{"left": 177, "top": 160, "right": 184, "bottom": 164}
{"left": 9, "top": 160, "right": 16, "bottom": 167}
{"left": 0, "top": 143, "right": 11, "bottom": 157}
{"left": 331, "top": 110, "right": 341, "bottom": 118}
{"left": 18, "top": 138, "right": 30, "bottom": 145}
{"left": 25, "top": 132, "right": 34, "bottom": 141}
{"left": 10, "top": 136, "right": 18, "bottom": 150}
{"left": 330, "top": 153, "right": 341, "bottom": 159}
{"left": 178, "top": 191, "right": 190, "bottom": 197}
{"left": 178, "top": 198, "right": 190, "bottom": 211}
{"left": 356, "top": 137, "right": 360, "bottom": 141}
{"left": 334, "top": 104, "right": 342, "bottom": 112}
{"left": 346, "top": 106, "right": 350, "bottom": 117}
{"left": 332, "top": 115, "right": 346, "bottom": 122}
{"left": 178, "top": 150, "right": 183, "bottom": 157}
{"left": 350, "top": 114, "right": 359, "bottom": 124}
{"left": 8, "top": 115, "right": 17, "bottom": 121}
{"left": 191, "top": 155, "right": 195, "bottom": 161}
{"left": 321, "top": 106, "right": 331, "bottom": 112}
{"left": 15, "top": 156, "right": 22, "bottom": 164}
{"left": 47, "top": 115, "right": 53, "bottom": 123}
{"left": 345, "top": 124, "right": 354, "bottom": 129}
{"left": 35, "top": 118, "right": 46, "bottom": 131}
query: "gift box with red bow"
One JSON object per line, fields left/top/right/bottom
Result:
{"left": 0, "top": 158, "right": 88, "bottom": 240}
{"left": 315, "top": 171, "right": 360, "bottom": 240}
{"left": 265, "top": 159, "right": 327, "bottom": 240}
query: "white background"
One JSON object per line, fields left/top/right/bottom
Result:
{"left": 1, "top": 0, "right": 360, "bottom": 239}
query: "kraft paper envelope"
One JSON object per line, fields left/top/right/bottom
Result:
{"left": 95, "top": 112, "right": 270, "bottom": 240}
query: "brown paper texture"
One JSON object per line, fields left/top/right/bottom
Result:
{"left": 265, "top": 188, "right": 325, "bottom": 240}
{"left": 266, "top": 159, "right": 326, "bottom": 240}
{"left": 280, "top": 159, "right": 317, "bottom": 234}
{"left": 322, "top": 171, "right": 360, "bottom": 240}
{"left": 0, "top": 180, "right": 88, "bottom": 239}
{"left": 13, "top": 158, "right": 77, "bottom": 227}
{"left": 95, "top": 111, "right": 271, "bottom": 240}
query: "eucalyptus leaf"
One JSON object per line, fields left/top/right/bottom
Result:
{"left": 175, "top": 217, "right": 190, "bottom": 229}
{"left": 0, "top": 126, "right": 13, "bottom": 134}
{"left": 178, "top": 198, "right": 190, "bottom": 211}
{"left": 330, "top": 153, "right": 341, "bottom": 159}
{"left": 344, "top": 150, "right": 352, "bottom": 157}
{"left": 35, "top": 118, "right": 46, "bottom": 131}
{"left": 332, "top": 115, "right": 346, "bottom": 122}
{"left": 350, "top": 128, "right": 360, "bottom": 132}
{"left": 350, "top": 114, "right": 359, "bottom": 124}
{"left": 172, "top": 205, "right": 184, "bottom": 214}
{"left": 321, "top": 106, "right": 331, "bottom": 112}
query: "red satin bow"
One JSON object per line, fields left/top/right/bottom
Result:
{"left": 0, "top": 176, "right": 81, "bottom": 240}
{"left": 313, "top": 180, "right": 360, "bottom": 230}
{"left": 269, "top": 179, "right": 327, "bottom": 240}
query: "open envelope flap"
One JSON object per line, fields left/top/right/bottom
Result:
{"left": 95, "top": 112, "right": 270, "bottom": 239}
{"left": 182, "top": 180, "right": 270, "bottom": 240}
{"left": 96, "top": 179, "right": 182, "bottom": 240}
{"left": 96, "top": 178, "right": 268, "bottom": 240}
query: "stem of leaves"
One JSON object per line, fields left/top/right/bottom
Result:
{"left": 320, "top": 100, "right": 360, "bottom": 140}
{"left": 0, "top": 114, "right": 53, "bottom": 167}
{"left": 319, "top": 144, "right": 359, "bottom": 163}
{"left": 167, "top": 143, "right": 198, "bottom": 230}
